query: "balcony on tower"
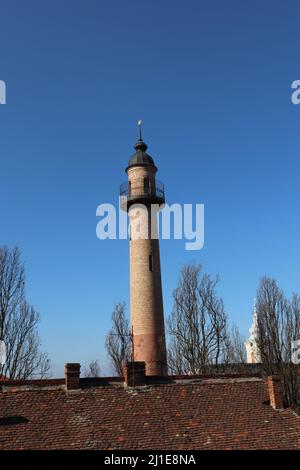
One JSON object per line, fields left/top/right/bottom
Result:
{"left": 120, "top": 179, "right": 165, "bottom": 211}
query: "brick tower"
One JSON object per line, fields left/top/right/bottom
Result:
{"left": 120, "top": 122, "right": 167, "bottom": 376}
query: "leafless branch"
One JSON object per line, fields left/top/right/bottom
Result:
{"left": 105, "top": 302, "right": 132, "bottom": 376}
{"left": 167, "top": 264, "right": 230, "bottom": 374}
{"left": 0, "top": 246, "right": 51, "bottom": 379}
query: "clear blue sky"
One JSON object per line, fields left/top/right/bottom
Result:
{"left": 0, "top": 0, "right": 299, "bottom": 376}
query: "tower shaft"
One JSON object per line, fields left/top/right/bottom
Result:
{"left": 129, "top": 204, "right": 167, "bottom": 376}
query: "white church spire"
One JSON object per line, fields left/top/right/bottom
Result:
{"left": 245, "top": 299, "right": 261, "bottom": 363}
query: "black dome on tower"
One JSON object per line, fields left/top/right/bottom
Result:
{"left": 126, "top": 139, "right": 156, "bottom": 172}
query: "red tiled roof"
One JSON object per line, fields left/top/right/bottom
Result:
{"left": 0, "top": 375, "right": 300, "bottom": 450}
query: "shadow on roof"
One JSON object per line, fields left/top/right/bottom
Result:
{"left": 0, "top": 416, "right": 28, "bottom": 426}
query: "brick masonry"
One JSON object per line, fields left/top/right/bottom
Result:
{"left": 127, "top": 165, "right": 167, "bottom": 376}
{"left": 65, "top": 363, "right": 80, "bottom": 390}
{"left": 268, "top": 375, "right": 284, "bottom": 410}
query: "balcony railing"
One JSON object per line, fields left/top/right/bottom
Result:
{"left": 120, "top": 180, "right": 165, "bottom": 207}
{"left": 120, "top": 180, "right": 164, "bottom": 198}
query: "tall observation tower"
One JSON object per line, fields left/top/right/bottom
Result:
{"left": 120, "top": 122, "right": 167, "bottom": 376}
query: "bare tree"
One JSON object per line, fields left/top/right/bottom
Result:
{"left": 167, "top": 264, "right": 229, "bottom": 374}
{"left": 105, "top": 302, "right": 131, "bottom": 376}
{"left": 84, "top": 359, "right": 101, "bottom": 377}
{"left": 225, "top": 323, "right": 247, "bottom": 364}
{"left": 256, "top": 277, "right": 300, "bottom": 409}
{"left": 0, "top": 246, "right": 51, "bottom": 379}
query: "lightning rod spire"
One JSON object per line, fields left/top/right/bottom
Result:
{"left": 138, "top": 119, "right": 143, "bottom": 141}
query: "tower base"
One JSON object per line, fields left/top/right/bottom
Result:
{"left": 133, "top": 333, "right": 168, "bottom": 376}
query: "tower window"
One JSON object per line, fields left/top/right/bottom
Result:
{"left": 149, "top": 254, "right": 153, "bottom": 272}
{"left": 144, "top": 177, "right": 150, "bottom": 194}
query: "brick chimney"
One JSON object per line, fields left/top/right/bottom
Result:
{"left": 124, "top": 361, "right": 146, "bottom": 387}
{"left": 65, "top": 363, "right": 80, "bottom": 390}
{"left": 267, "top": 375, "right": 284, "bottom": 410}
{"left": 121, "top": 126, "right": 168, "bottom": 377}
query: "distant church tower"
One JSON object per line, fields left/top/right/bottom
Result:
{"left": 120, "top": 122, "right": 167, "bottom": 376}
{"left": 245, "top": 301, "right": 261, "bottom": 363}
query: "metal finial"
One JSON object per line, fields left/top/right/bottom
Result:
{"left": 138, "top": 119, "right": 142, "bottom": 140}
